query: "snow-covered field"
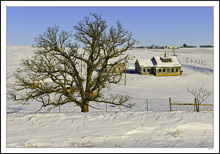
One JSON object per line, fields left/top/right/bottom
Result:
{"left": 4, "top": 46, "right": 218, "bottom": 152}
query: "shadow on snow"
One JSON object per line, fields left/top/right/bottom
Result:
{"left": 7, "top": 107, "right": 24, "bottom": 114}
{"left": 182, "top": 64, "right": 213, "bottom": 74}
{"left": 95, "top": 69, "right": 136, "bottom": 74}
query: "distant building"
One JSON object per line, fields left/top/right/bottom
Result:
{"left": 148, "top": 44, "right": 160, "bottom": 49}
{"left": 169, "top": 46, "right": 179, "bottom": 49}
{"left": 145, "top": 45, "right": 164, "bottom": 49}
{"left": 180, "top": 45, "right": 197, "bottom": 48}
{"left": 145, "top": 46, "right": 151, "bottom": 49}
{"left": 199, "top": 45, "right": 213, "bottom": 48}
{"left": 135, "top": 52, "right": 182, "bottom": 76}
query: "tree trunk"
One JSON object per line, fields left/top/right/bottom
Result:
{"left": 197, "top": 104, "right": 200, "bottom": 112}
{"left": 81, "top": 101, "right": 89, "bottom": 112}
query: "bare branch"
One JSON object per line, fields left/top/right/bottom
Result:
{"left": 187, "top": 87, "right": 212, "bottom": 104}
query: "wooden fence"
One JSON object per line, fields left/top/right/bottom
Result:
{"left": 169, "top": 97, "right": 213, "bottom": 112}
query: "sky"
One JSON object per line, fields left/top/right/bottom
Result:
{"left": 7, "top": 7, "right": 213, "bottom": 47}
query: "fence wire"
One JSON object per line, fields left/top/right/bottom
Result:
{"left": 7, "top": 98, "right": 213, "bottom": 114}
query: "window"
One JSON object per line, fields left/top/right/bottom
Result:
{"left": 176, "top": 68, "right": 178, "bottom": 72}
{"left": 159, "top": 69, "right": 161, "bottom": 72}
{"left": 167, "top": 68, "right": 170, "bottom": 72}
{"left": 147, "top": 69, "right": 150, "bottom": 72}
{"left": 143, "top": 69, "right": 146, "bottom": 72}
{"left": 171, "top": 68, "right": 174, "bottom": 72}
{"left": 161, "top": 58, "right": 172, "bottom": 62}
{"left": 163, "top": 68, "right": 165, "bottom": 72}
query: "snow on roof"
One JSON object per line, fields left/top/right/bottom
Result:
{"left": 136, "top": 59, "right": 154, "bottom": 67}
{"left": 153, "top": 56, "right": 181, "bottom": 67}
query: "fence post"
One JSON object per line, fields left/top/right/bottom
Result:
{"left": 194, "top": 98, "right": 199, "bottom": 112}
{"left": 169, "top": 97, "right": 172, "bottom": 111}
{"left": 146, "top": 99, "right": 148, "bottom": 111}
{"left": 194, "top": 101, "right": 195, "bottom": 112}
{"left": 106, "top": 103, "right": 107, "bottom": 112}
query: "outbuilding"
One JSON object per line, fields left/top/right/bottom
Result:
{"left": 135, "top": 59, "right": 154, "bottom": 75}
{"left": 104, "top": 62, "right": 126, "bottom": 74}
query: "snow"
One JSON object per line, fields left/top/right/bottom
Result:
{"left": 6, "top": 111, "right": 213, "bottom": 148}
{"left": 136, "top": 59, "right": 154, "bottom": 67}
{"left": 4, "top": 46, "right": 218, "bottom": 152}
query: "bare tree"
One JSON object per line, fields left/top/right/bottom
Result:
{"left": 187, "top": 87, "right": 212, "bottom": 112}
{"left": 8, "top": 13, "right": 136, "bottom": 112}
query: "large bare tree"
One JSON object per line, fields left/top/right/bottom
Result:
{"left": 8, "top": 13, "right": 136, "bottom": 112}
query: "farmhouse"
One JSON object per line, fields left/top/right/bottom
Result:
{"left": 135, "top": 53, "right": 182, "bottom": 76}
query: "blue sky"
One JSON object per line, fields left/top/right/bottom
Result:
{"left": 7, "top": 7, "right": 213, "bottom": 47}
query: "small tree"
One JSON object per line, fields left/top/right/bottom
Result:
{"left": 183, "top": 44, "right": 187, "bottom": 48}
{"left": 8, "top": 13, "right": 136, "bottom": 112}
{"left": 187, "top": 87, "right": 212, "bottom": 112}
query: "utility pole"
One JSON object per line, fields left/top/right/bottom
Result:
{"left": 81, "top": 53, "right": 82, "bottom": 75}
{"left": 124, "top": 62, "right": 126, "bottom": 85}
{"left": 124, "top": 58, "right": 128, "bottom": 85}
{"left": 173, "top": 48, "right": 176, "bottom": 56}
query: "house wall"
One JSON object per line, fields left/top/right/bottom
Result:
{"left": 155, "top": 67, "right": 181, "bottom": 76}
{"left": 135, "top": 61, "right": 153, "bottom": 75}
{"left": 135, "top": 61, "right": 141, "bottom": 74}
{"left": 141, "top": 67, "right": 152, "bottom": 75}
{"left": 106, "top": 63, "right": 125, "bottom": 73}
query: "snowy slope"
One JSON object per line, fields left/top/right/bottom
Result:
{"left": 7, "top": 111, "right": 213, "bottom": 148}
{"left": 5, "top": 46, "right": 215, "bottom": 150}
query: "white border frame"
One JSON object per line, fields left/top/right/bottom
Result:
{"left": 1, "top": 1, "right": 219, "bottom": 153}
